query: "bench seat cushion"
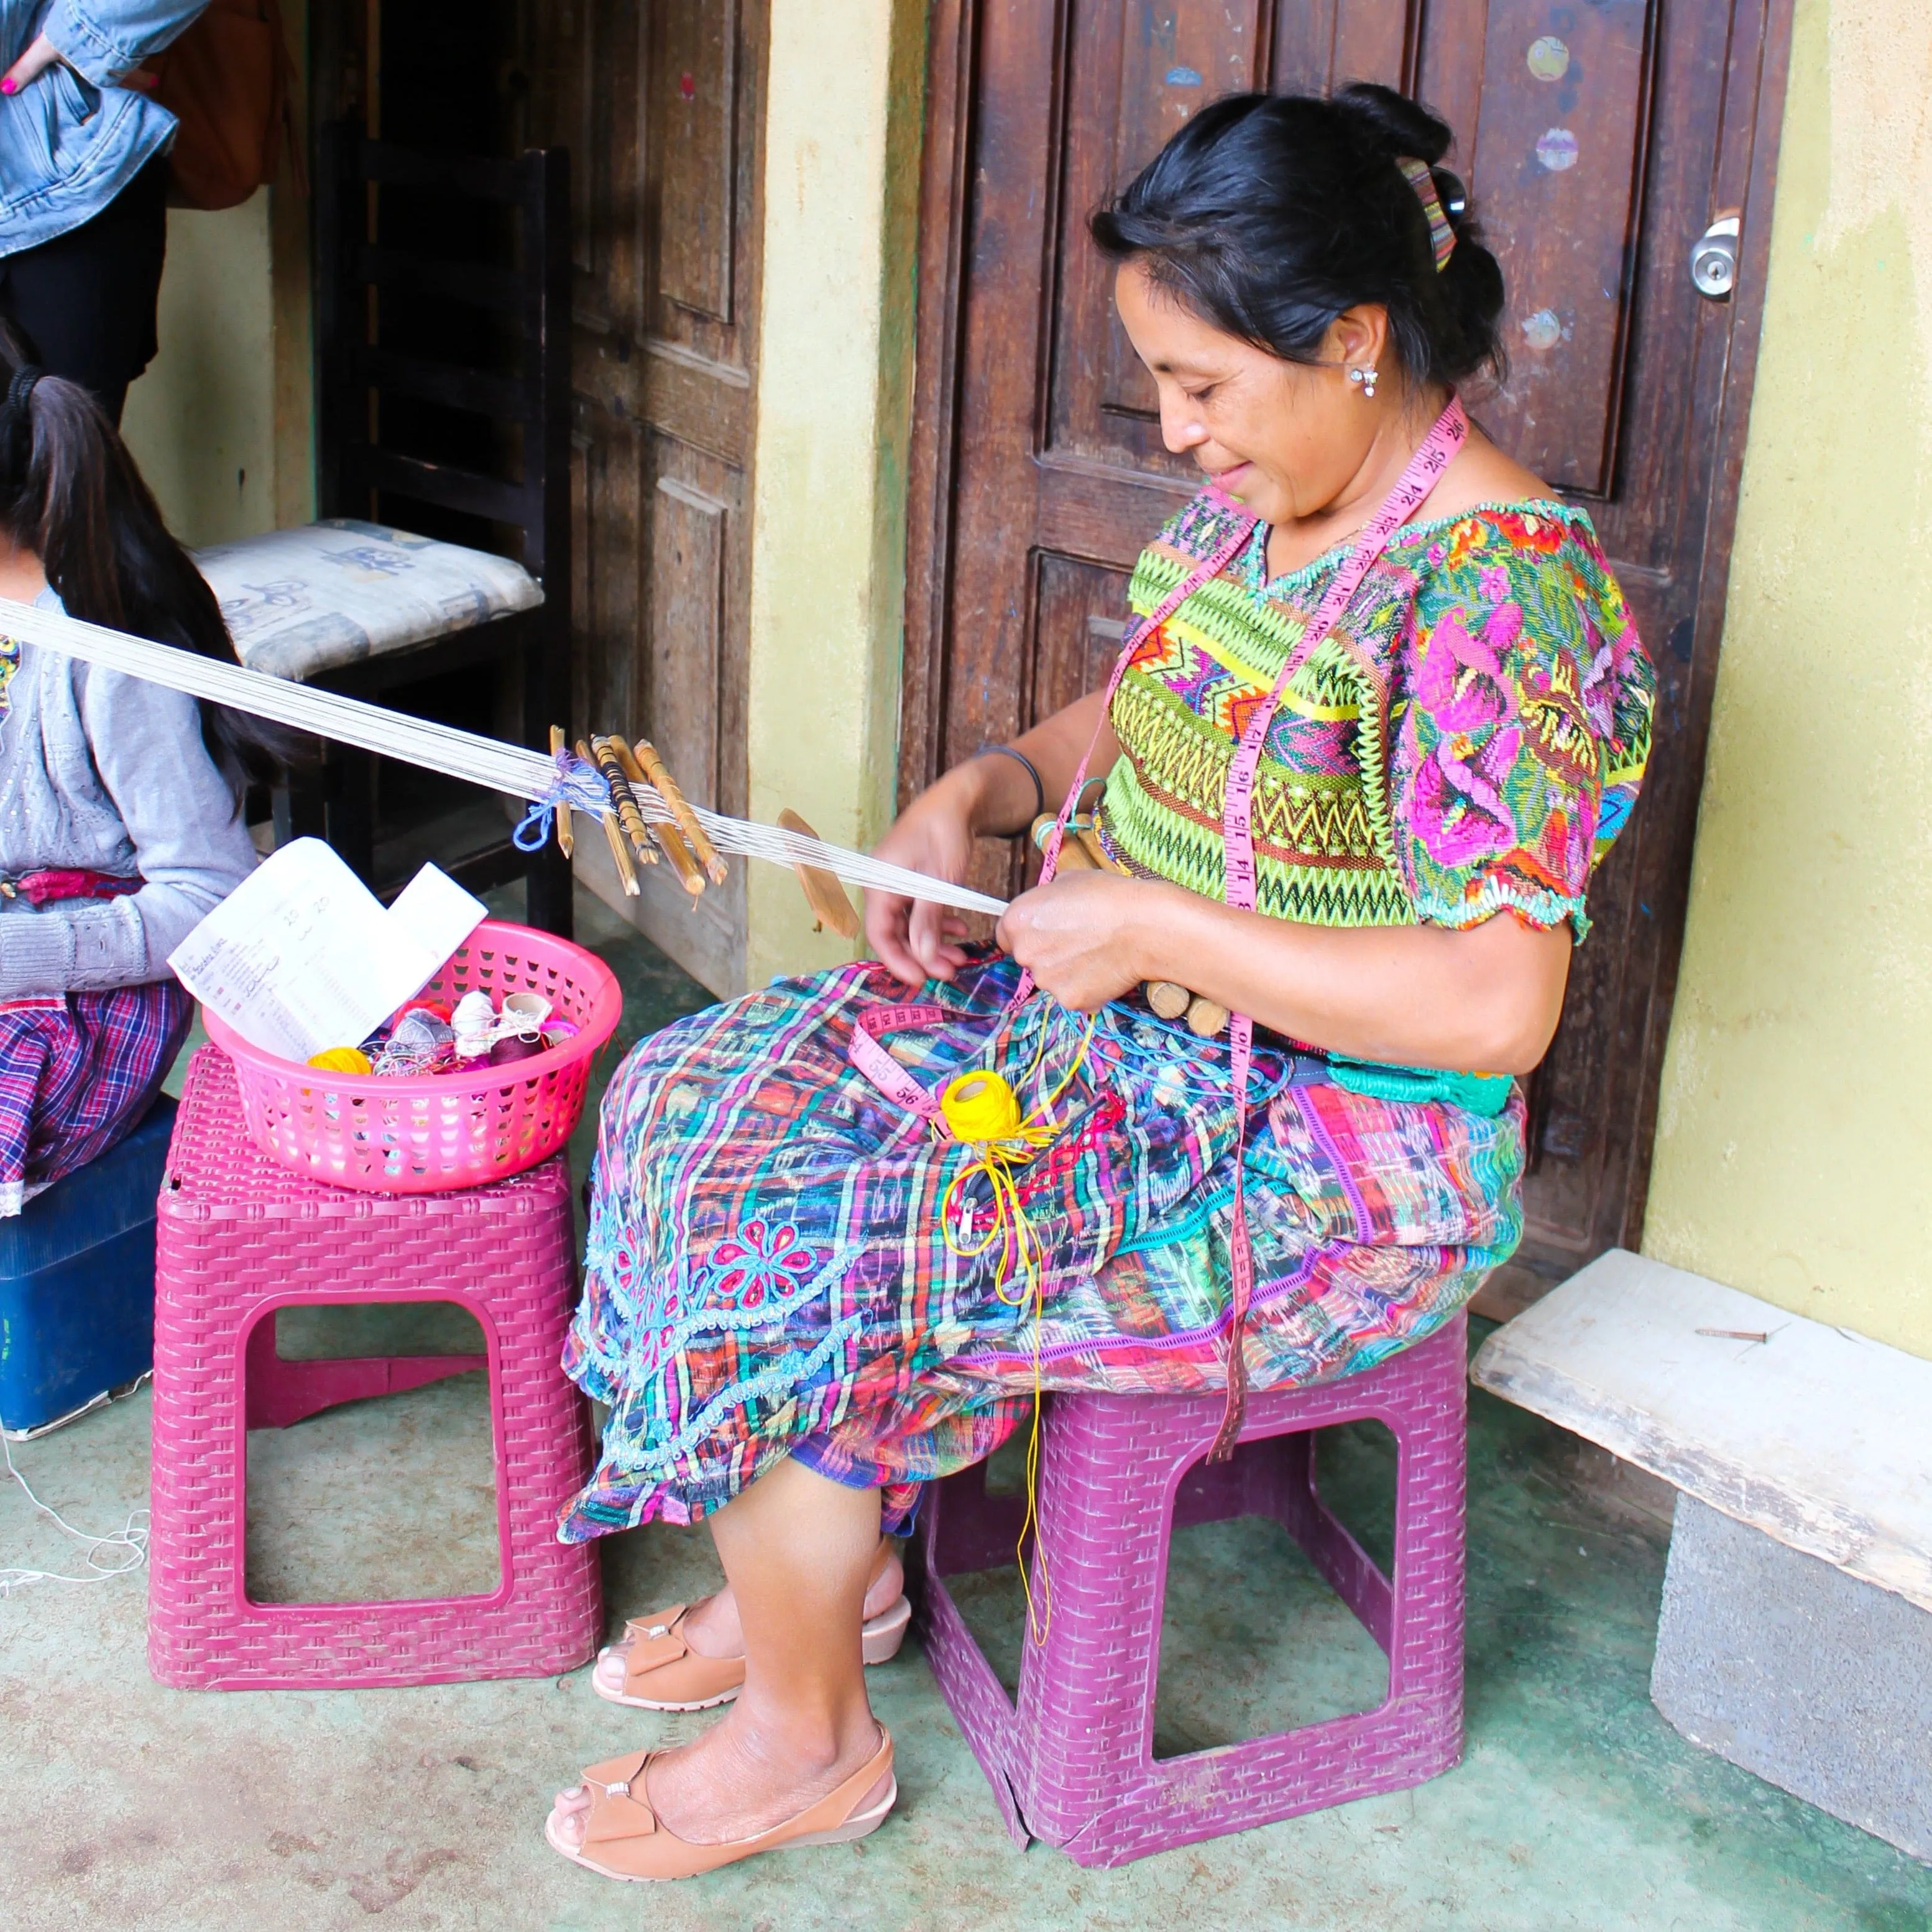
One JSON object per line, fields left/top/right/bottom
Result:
{"left": 194, "top": 519, "right": 543, "bottom": 681}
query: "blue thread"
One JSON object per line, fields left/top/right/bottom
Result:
{"left": 512, "top": 748, "right": 612, "bottom": 851}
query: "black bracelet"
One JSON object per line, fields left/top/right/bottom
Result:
{"left": 973, "top": 742, "right": 1046, "bottom": 824}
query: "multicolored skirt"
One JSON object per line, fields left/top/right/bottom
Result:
{"left": 0, "top": 982, "right": 192, "bottom": 1216}
{"left": 562, "top": 953, "right": 1524, "bottom": 1540}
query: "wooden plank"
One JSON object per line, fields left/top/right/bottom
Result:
{"left": 1470, "top": 1248, "right": 1932, "bottom": 1612}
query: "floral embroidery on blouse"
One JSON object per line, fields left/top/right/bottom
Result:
{"left": 1100, "top": 494, "right": 1654, "bottom": 940}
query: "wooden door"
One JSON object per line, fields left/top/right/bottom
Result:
{"left": 516, "top": 0, "right": 767, "bottom": 994}
{"left": 903, "top": 0, "right": 1793, "bottom": 1300}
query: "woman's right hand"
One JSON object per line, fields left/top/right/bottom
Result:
{"left": 865, "top": 703, "right": 1105, "bottom": 986}
{"left": 864, "top": 770, "right": 985, "bottom": 988}
{"left": 1, "top": 35, "right": 156, "bottom": 98}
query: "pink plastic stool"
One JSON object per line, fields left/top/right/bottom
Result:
{"left": 147, "top": 1048, "right": 601, "bottom": 1689}
{"left": 918, "top": 1313, "right": 1468, "bottom": 1866}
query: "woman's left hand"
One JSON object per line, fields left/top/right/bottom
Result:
{"left": 996, "top": 871, "right": 1172, "bottom": 1012}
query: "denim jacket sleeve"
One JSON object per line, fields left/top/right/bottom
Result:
{"left": 41, "top": 0, "right": 208, "bottom": 86}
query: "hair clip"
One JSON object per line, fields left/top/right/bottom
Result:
{"left": 1396, "top": 159, "right": 1457, "bottom": 272}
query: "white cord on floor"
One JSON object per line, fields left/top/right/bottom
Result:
{"left": 0, "top": 1396, "right": 150, "bottom": 1597}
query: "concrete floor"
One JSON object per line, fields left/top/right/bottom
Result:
{"left": 4, "top": 888, "right": 1930, "bottom": 1931}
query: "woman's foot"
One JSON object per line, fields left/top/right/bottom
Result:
{"left": 547, "top": 1705, "right": 894, "bottom": 1861}
{"left": 591, "top": 1537, "right": 904, "bottom": 1703}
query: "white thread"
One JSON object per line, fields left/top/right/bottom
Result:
{"left": 0, "top": 1391, "right": 150, "bottom": 1596}
{"left": 0, "top": 599, "right": 1011, "bottom": 919}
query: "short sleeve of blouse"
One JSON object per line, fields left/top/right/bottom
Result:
{"left": 1388, "top": 510, "right": 1654, "bottom": 942}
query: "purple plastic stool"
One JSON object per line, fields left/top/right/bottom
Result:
{"left": 147, "top": 1048, "right": 601, "bottom": 1690}
{"left": 917, "top": 1313, "right": 1467, "bottom": 1866}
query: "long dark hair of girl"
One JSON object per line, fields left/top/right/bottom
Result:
{"left": 0, "top": 326, "right": 295, "bottom": 810}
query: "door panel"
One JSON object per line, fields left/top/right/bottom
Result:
{"left": 1463, "top": 0, "right": 1655, "bottom": 495}
{"left": 905, "top": 0, "right": 1793, "bottom": 1292}
{"left": 519, "top": 0, "right": 765, "bottom": 995}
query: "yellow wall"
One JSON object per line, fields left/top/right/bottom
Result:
{"left": 740, "top": 0, "right": 925, "bottom": 988}
{"left": 121, "top": 0, "right": 312, "bottom": 548}
{"left": 1643, "top": 0, "right": 1932, "bottom": 1356}
{"left": 121, "top": 196, "right": 278, "bottom": 546}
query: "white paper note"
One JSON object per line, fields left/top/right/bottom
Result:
{"left": 168, "top": 838, "right": 487, "bottom": 1062}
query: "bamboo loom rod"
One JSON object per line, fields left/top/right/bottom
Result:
{"left": 0, "top": 597, "right": 1010, "bottom": 918}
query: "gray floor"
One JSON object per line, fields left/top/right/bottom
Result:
{"left": 4, "top": 888, "right": 1930, "bottom": 1931}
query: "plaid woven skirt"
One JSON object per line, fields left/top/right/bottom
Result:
{"left": 562, "top": 952, "right": 1524, "bottom": 1540}
{"left": 0, "top": 982, "right": 191, "bottom": 1216}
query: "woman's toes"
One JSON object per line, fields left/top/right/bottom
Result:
{"left": 550, "top": 1786, "right": 591, "bottom": 1849}
{"left": 592, "top": 1651, "right": 627, "bottom": 1693}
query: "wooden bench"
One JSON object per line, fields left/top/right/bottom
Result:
{"left": 1471, "top": 1248, "right": 1932, "bottom": 1859}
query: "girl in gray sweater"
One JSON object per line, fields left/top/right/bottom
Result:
{"left": 0, "top": 335, "right": 265, "bottom": 1212}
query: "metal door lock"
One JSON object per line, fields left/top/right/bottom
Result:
{"left": 1691, "top": 213, "right": 1741, "bottom": 301}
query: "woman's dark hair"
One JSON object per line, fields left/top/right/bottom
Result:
{"left": 1090, "top": 83, "right": 1506, "bottom": 392}
{"left": 0, "top": 323, "right": 293, "bottom": 809}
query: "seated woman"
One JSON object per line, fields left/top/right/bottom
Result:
{"left": 0, "top": 333, "right": 264, "bottom": 1215}
{"left": 547, "top": 83, "right": 1654, "bottom": 1880}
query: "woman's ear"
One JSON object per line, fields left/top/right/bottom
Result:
{"left": 1326, "top": 304, "right": 1392, "bottom": 376}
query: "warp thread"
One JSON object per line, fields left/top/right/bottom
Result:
{"left": 0, "top": 596, "right": 1010, "bottom": 920}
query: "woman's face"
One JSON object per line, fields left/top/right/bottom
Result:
{"left": 1113, "top": 259, "right": 1389, "bottom": 528}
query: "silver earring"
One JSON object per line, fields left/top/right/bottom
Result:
{"left": 1348, "top": 365, "right": 1379, "bottom": 400}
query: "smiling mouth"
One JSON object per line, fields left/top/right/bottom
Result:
{"left": 1212, "top": 461, "right": 1251, "bottom": 488}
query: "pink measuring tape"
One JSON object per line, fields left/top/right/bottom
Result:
{"left": 1038, "top": 397, "right": 1469, "bottom": 1458}
{"left": 853, "top": 398, "right": 1468, "bottom": 1455}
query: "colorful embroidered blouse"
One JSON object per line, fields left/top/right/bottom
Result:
{"left": 1098, "top": 494, "right": 1654, "bottom": 939}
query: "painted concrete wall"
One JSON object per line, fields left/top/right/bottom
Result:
{"left": 121, "top": 0, "right": 312, "bottom": 548}
{"left": 740, "top": 0, "right": 924, "bottom": 989}
{"left": 1643, "top": 0, "right": 1932, "bottom": 1358}
{"left": 121, "top": 195, "right": 278, "bottom": 547}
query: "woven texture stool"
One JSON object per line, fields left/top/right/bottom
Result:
{"left": 918, "top": 1313, "right": 1468, "bottom": 1866}
{"left": 147, "top": 1048, "right": 600, "bottom": 1689}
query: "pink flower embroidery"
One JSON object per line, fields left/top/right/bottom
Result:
{"left": 1580, "top": 628, "right": 1618, "bottom": 737}
{"left": 705, "top": 1218, "right": 817, "bottom": 1312}
{"left": 1410, "top": 602, "right": 1525, "bottom": 868}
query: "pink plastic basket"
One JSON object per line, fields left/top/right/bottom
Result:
{"left": 200, "top": 919, "right": 623, "bottom": 1194}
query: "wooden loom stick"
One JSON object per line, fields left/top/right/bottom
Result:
{"left": 577, "top": 738, "right": 642, "bottom": 895}
{"left": 777, "top": 809, "right": 862, "bottom": 937}
{"left": 589, "top": 736, "right": 661, "bottom": 870}
{"left": 547, "top": 727, "right": 574, "bottom": 858}
{"left": 609, "top": 738, "right": 704, "bottom": 896}
{"left": 598, "top": 804, "right": 640, "bottom": 895}
{"left": 633, "top": 738, "right": 727, "bottom": 885}
{"left": 1184, "top": 996, "right": 1231, "bottom": 1039}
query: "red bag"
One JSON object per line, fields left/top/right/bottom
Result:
{"left": 145, "top": 0, "right": 303, "bottom": 211}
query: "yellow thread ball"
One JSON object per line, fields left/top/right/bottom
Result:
{"left": 941, "top": 1069, "right": 1023, "bottom": 1143}
{"left": 306, "top": 1046, "right": 372, "bottom": 1074}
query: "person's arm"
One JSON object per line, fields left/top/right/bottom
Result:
{"left": 864, "top": 691, "right": 1118, "bottom": 986}
{"left": 0, "top": 663, "right": 255, "bottom": 997}
{"left": 3, "top": 0, "right": 206, "bottom": 94}
{"left": 996, "top": 872, "right": 1570, "bottom": 1074}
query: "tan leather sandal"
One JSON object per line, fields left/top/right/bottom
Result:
{"left": 544, "top": 1729, "right": 896, "bottom": 1882}
{"left": 594, "top": 1593, "right": 913, "bottom": 1711}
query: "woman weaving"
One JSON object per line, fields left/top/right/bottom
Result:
{"left": 547, "top": 83, "right": 1653, "bottom": 1881}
